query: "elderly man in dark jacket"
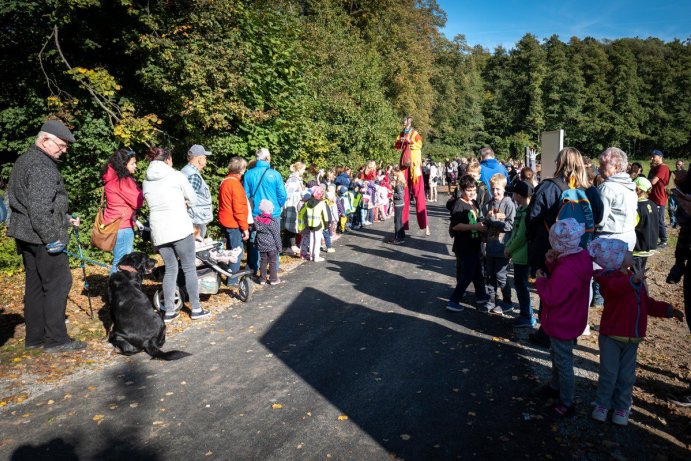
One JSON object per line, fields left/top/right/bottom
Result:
{"left": 7, "top": 120, "right": 86, "bottom": 352}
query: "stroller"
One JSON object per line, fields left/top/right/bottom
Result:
{"left": 152, "top": 240, "right": 253, "bottom": 311}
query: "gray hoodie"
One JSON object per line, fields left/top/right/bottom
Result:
{"left": 597, "top": 172, "right": 637, "bottom": 235}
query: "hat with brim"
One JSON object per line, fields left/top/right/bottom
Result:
{"left": 41, "top": 119, "right": 75, "bottom": 143}
{"left": 189, "top": 144, "right": 212, "bottom": 156}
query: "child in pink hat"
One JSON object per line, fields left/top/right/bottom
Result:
{"left": 535, "top": 218, "right": 593, "bottom": 417}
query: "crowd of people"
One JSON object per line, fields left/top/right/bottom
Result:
{"left": 4, "top": 119, "right": 690, "bottom": 425}
{"left": 445, "top": 145, "right": 688, "bottom": 424}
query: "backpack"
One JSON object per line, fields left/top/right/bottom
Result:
{"left": 547, "top": 178, "right": 595, "bottom": 249}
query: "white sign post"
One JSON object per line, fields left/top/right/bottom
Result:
{"left": 540, "top": 129, "right": 564, "bottom": 180}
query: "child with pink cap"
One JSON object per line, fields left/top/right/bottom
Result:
{"left": 535, "top": 218, "right": 593, "bottom": 417}
{"left": 588, "top": 237, "right": 683, "bottom": 426}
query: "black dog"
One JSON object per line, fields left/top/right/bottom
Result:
{"left": 108, "top": 252, "right": 190, "bottom": 361}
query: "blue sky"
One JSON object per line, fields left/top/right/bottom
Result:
{"left": 438, "top": 0, "right": 690, "bottom": 50}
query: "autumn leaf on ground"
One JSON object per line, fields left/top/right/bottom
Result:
{"left": 272, "top": 403, "right": 283, "bottom": 409}
{"left": 92, "top": 414, "right": 104, "bottom": 424}
{"left": 338, "top": 415, "right": 348, "bottom": 421}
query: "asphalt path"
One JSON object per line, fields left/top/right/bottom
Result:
{"left": 1, "top": 198, "right": 559, "bottom": 460}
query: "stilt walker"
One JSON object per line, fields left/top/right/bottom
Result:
{"left": 395, "top": 116, "right": 429, "bottom": 233}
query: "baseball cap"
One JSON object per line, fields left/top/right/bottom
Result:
{"left": 188, "top": 144, "right": 212, "bottom": 156}
{"left": 41, "top": 119, "right": 76, "bottom": 143}
{"left": 651, "top": 149, "right": 664, "bottom": 158}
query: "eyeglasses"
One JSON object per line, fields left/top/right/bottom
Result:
{"left": 48, "top": 138, "right": 68, "bottom": 152}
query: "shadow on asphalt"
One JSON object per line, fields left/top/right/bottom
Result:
{"left": 259, "top": 286, "right": 560, "bottom": 459}
{"left": 10, "top": 362, "right": 161, "bottom": 461}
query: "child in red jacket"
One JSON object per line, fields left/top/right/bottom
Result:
{"left": 588, "top": 238, "right": 683, "bottom": 426}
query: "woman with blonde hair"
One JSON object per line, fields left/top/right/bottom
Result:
{"left": 525, "top": 147, "right": 603, "bottom": 348}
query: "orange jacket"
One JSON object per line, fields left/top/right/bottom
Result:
{"left": 218, "top": 174, "right": 249, "bottom": 231}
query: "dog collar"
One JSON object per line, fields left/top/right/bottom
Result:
{"left": 117, "top": 265, "right": 139, "bottom": 273}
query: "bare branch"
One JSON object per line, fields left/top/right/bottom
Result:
{"left": 38, "top": 29, "right": 59, "bottom": 95}
{"left": 53, "top": 25, "right": 120, "bottom": 127}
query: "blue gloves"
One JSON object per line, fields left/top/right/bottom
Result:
{"left": 46, "top": 240, "right": 66, "bottom": 254}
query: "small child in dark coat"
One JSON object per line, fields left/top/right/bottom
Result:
{"left": 254, "top": 199, "right": 283, "bottom": 285}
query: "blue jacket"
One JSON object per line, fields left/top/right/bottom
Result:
{"left": 243, "top": 160, "right": 287, "bottom": 219}
{"left": 479, "top": 158, "right": 509, "bottom": 195}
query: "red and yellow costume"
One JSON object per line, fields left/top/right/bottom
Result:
{"left": 395, "top": 129, "right": 428, "bottom": 230}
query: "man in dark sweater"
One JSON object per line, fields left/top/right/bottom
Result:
{"left": 7, "top": 120, "right": 86, "bottom": 353}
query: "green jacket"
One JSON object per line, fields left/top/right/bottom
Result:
{"left": 504, "top": 205, "right": 528, "bottom": 265}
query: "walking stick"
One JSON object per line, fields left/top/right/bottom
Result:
{"left": 71, "top": 214, "right": 94, "bottom": 319}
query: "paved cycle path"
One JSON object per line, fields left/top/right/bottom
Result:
{"left": 1, "top": 198, "right": 559, "bottom": 460}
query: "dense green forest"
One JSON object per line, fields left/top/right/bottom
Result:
{"left": 0, "top": 0, "right": 689, "bottom": 268}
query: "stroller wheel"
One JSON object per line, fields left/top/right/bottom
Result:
{"left": 236, "top": 276, "right": 252, "bottom": 303}
{"left": 153, "top": 287, "right": 183, "bottom": 312}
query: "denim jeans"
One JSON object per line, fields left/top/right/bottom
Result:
{"left": 246, "top": 228, "right": 260, "bottom": 273}
{"left": 669, "top": 195, "right": 677, "bottom": 227}
{"left": 450, "top": 251, "right": 487, "bottom": 304}
{"left": 322, "top": 228, "right": 332, "bottom": 249}
{"left": 157, "top": 234, "right": 200, "bottom": 313}
{"left": 550, "top": 337, "right": 576, "bottom": 406}
{"left": 658, "top": 204, "right": 667, "bottom": 243}
{"left": 224, "top": 227, "right": 244, "bottom": 283}
{"left": 595, "top": 335, "right": 638, "bottom": 411}
{"left": 485, "top": 256, "right": 511, "bottom": 308}
{"left": 513, "top": 264, "right": 533, "bottom": 321}
{"left": 111, "top": 227, "right": 134, "bottom": 274}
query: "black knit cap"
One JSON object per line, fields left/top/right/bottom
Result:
{"left": 40, "top": 119, "right": 76, "bottom": 143}
{"left": 513, "top": 180, "right": 534, "bottom": 198}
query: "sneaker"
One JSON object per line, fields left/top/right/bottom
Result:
{"left": 363, "top": 221, "right": 372, "bottom": 226}
{"left": 44, "top": 339, "right": 87, "bottom": 353}
{"left": 326, "top": 248, "right": 336, "bottom": 253}
{"left": 258, "top": 280, "right": 267, "bottom": 285}
{"left": 581, "top": 324, "right": 591, "bottom": 336}
{"left": 425, "top": 227, "right": 430, "bottom": 236}
{"left": 313, "top": 256, "right": 325, "bottom": 262}
{"left": 191, "top": 309, "right": 211, "bottom": 320}
{"left": 290, "top": 245, "right": 300, "bottom": 254}
{"left": 270, "top": 279, "right": 283, "bottom": 285}
{"left": 612, "top": 408, "right": 629, "bottom": 426}
{"left": 658, "top": 242, "right": 668, "bottom": 248}
{"left": 446, "top": 301, "right": 465, "bottom": 312}
{"left": 489, "top": 305, "right": 504, "bottom": 315}
{"left": 389, "top": 238, "right": 405, "bottom": 245}
{"left": 513, "top": 317, "right": 536, "bottom": 328}
{"left": 163, "top": 312, "right": 179, "bottom": 323}
{"left": 591, "top": 405, "right": 608, "bottom": 422}
{"left": 554, "top": 401, "right": 576, "bottom": 418}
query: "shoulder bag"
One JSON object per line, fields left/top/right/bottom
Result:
{"left": 90, "top": 188, "right": 122, "bottom": 251}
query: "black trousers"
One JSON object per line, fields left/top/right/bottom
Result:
{"left": 18, "top": 240, "right": 72, "bottom": 347}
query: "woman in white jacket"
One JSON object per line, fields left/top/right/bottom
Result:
{"left": 596, "top": 147, "right": 638, "bottom": 251}
{"left": 143, "top": 147, "right": 208, "bottom": 322}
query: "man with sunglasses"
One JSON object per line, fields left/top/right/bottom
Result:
{"left": 7, "top": 119, "right": 86, "bottom": 353}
